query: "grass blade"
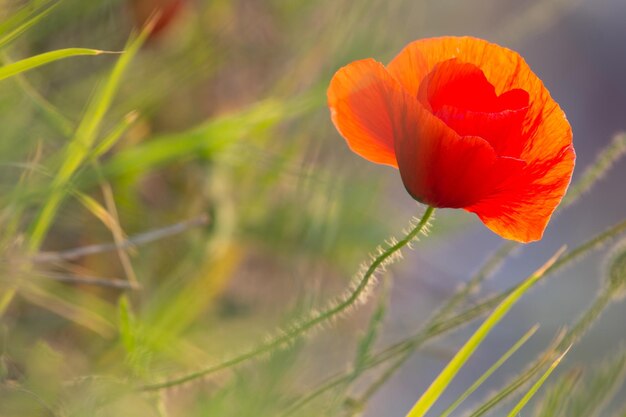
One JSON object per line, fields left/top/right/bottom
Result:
{"left": 278, "top": 217, "right": 626, "bottom": 417}
{"left": 405, "top": 247, "right": 565, "bottom": 417}
{"left": 91, "top": 111, "right": 140, "bottom": 159}
{"left": 506, "top": 347, "right": 571, "bottom": 417}
{"left": 1, "top": 51, "right": 74, "bottom": 136}
{"left": 439, "top": 324, "right": 539, "bottom": 417}
{"left": 0, "top": 48, "right": 112, "bottom": 81}
{"left": 20, "top": 282, "right": 116, "bottom": 338}
{"left": 0, "top": 1, "right": 58, "bottom": 49}
{"left": 102, "top": 97, "right": 310, "bottom": 178}
{"left": 27, "top": 24, "right": 153, "bottom": 252}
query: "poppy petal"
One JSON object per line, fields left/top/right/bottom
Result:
{"left": 388, "top": 36, "right": 574, "bottom": 241}
{"left": 416, "top": 58, "right": 530, "bottom": 158}
{"left": 328, "top": 59, "right": 410, "bottom": 168}
{"left": 467, "top": 145, "right": 575, "bottom": 242}
{"left": 393, "top": 102, "right": 526, "bottom": 208}
{"left": 418, "top": 59, "right": 528, "bottom": 114}
{"left": 388, "top": 37, "right": 526, "bottom": 98}
{"left": 388, "top": 36, "right": 573, "bottom": 168}
{"left": 434, "top": 105, "right": 529, "bottom": 158}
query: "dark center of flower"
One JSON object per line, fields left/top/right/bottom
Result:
{"left": 418, "top": 58, "right": 530, "bottom": 158}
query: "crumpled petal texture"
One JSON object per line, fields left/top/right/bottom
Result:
{"left": 328, "top": 36, "right": 575, "bottom": 243}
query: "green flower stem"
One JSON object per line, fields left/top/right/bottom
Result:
{"left": 281, "top": 286, "right": 514, "bottom": 417}
{"left": 283, "top": 217, "right": 626, "bottom": 416}
{"left": 141, "top": 206, "right": 436, "bottom": 391}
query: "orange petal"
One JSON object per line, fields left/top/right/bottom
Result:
{"left": 418, "top": 59, "right": 528, "bottom": 113}
{"left": 394, "top": 101, "right": 525, "bottom": 208}
{"left": 388, "top": 36, "right": 573, "bottom": 167}
{"left": 327, "top": 59, "right": 410, "bottom": 168}
{"left": 388, "top": 37, "right": 526, "bottom": 98}
{"left": 388, "top": 37, "right": 575, "bottom": 242}
{"left": 467, "top": 145, "right": 575, "bottom": 242}
{"left": 417, "top": 58, "right": 530, "bottom": 158}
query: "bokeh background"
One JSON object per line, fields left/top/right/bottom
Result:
{"left": 1, "top": 0, "right": 625, "bottom": 416}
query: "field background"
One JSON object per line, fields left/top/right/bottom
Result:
{"left": 1, "top": 0, "right": 626, "bottom": 416}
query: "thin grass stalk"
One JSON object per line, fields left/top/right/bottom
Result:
{"left": 505, "top": 347, "right": 571, "bottom": 417}
{"left": 466, "top": 248, "right": 626, "bottom": 417}
{"left": 405, "top": 249, "right": 564, "bottom": 417}
{"left": 439, "top": 325, "right": 540, "bottom": 417}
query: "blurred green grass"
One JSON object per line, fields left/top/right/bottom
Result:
{"left": 0, "top": 1, "right": 418, "bottom": 415}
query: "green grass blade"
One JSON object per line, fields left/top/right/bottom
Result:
{"left": 0, "top": 1, "right": 58, "bottom": 49}
{"left": 279, "top": 217, "right": 626, "bottom": 417}
{"left": 439, "top": 324, "right": 539, "bottom": 417}
{"left": 102, "top": 97, "right": 312, "bottom": 178}
{"left": 27, "top": 25, "right": 152, "bottom": 252}
{"left": 0, "top": 3, "right": 35, "bottom": 35}
{"left": 405, "top": 247, "right": 565, "bottom": 417}
{"left": 468, "top": 312, "right": 600, "bottom": 416}
{"left": 91, "top": 111, "right": 139, "bottom": 159}
{"left": 552, "top": 347, "right": 626, "bottom": 417}
{"left": 0, "top": 48, "right": 111, "bottom": 82}
{"left": 0, "top": 50, "right": 75, "bottom": 136}
{"left": 506, "top": 347, "right": 571, "bottom": 417}
{"left": 466, "top": 231, "right": 626, "bottom": 417}
{"left": 527, "top": 369, "right": 580, "bottom": 417}
{"left": 118, "top": 295, "right": 138, "bottom": 354}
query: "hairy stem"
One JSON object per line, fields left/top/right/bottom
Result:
{"left": 141, "top": 206, "right": 436, "bottom": 391}
{"left": 282, "top": 217, "right": 626, "bottom": 416}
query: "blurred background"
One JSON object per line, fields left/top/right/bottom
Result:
{"left": 0, "top": 0, "right": 625, "bottom": 416}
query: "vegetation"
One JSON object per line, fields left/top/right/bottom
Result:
{"left": 1, "top": 1, "right": 625, "bottom": 416}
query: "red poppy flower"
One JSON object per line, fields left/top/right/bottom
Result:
{"left": 129, "top": 0, "right": 185, "bottom": 39}
{"left": 328, "top": 37, "right": 575, "bottom": 243}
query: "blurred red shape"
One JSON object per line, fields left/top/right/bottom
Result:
{"left": 129, "top": 0, "right": 185, "bottom": 39}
